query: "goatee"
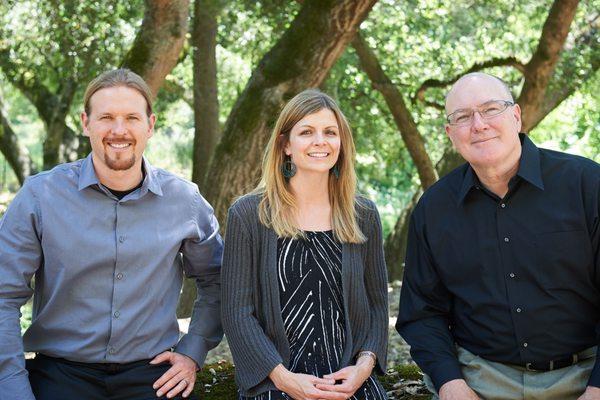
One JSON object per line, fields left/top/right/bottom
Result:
{"left": 105, "top": 154, "right": 136, "bottom": 171}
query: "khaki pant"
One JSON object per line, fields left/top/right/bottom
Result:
{"left": 425, "top": 346, "right": 596, "bottom": 400}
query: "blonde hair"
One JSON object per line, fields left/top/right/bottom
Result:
{"left": 253, "top": 89, "right": 365, "bottom": 244}
{"left": 84, "top": 69, "right": 153, "bottom": 116}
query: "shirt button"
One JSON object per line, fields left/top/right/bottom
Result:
{"left": 504, "top": 237, "right": 510, "bottom": 242}
{"left": 114, "top": 311, "right": 120, "bottom": 318}
{"left": 119, "top": 236, "right": 125, "bottom": 243}
{"left": 523, "top": 342, "right": 528, "bottom": 348}
{"left": 108, "top": 347, "right": 116, "bottom": 354}
{"left": 509, "top": 273, "right": 516, "bottom": 278}
{"left": 516, "top": 307, "right": 522, "bottom": 313}
{"left": 500, "top": 203, "right": 506, "bottom": 208}
{"left": 116, "top": 273, "right": 123, "bottom": 280}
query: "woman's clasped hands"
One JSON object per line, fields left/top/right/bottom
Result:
{"left": 269, "top": 361, "right": 373, "bottom": 400}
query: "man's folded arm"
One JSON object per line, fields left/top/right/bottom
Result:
{"left": 0, "top": 183, "right": 42, "bottom": 400}
{"left": 396, "top": 212, "right": 462, "bottom": 391}
{"left": 175, "top": 191, "right": 224, "bottom": 367}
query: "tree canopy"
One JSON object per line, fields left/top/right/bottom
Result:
{"left": 0, "top": 0, "right": 598, "bottom": 282}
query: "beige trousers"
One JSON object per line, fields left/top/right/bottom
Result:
{"left": 425, "top": 346, "right": 596, "bottom": 400}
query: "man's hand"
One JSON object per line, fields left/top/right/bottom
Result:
{"left": 578, "top": 386, "right": 600, "bottom": 400}
{"left": 151, "top": 351, "right": 198, "bottom": 399}
{"left": 438, "top": 379, "right": 480, "bottom": 400}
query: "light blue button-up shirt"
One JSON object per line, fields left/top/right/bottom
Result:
{"left": 0, "top": 154, "right": 223, "bottom": 400}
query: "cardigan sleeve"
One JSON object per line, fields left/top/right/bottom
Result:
{"left": 221, "top": 205, "right": 284, "bottom": 392}
{"left": 360, "top": 202, "right": 389, "bottom": 374}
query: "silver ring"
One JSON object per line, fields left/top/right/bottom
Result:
{"left": 181, "top": 379, "right": 188, "bottom": 386}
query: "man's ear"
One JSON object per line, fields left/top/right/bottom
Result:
{"left": 147, "top": 113, "right": 156, "bottom": 138}
{"left": 81, "top": 112, "right": 90, "bottom": 137}
{"left": 513, "top": 103, "right": 522, "bottom": 132}
{"left": 445, "top": 125, "right": 459, "bottom": 151}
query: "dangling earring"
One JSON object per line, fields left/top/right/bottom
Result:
{"left": 281, "top": 156, "right": 297, "bottom": 178}
{"left": 331, "top": 164, "right": 340, "bottom": 179}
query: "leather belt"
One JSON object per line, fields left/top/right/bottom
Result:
{"left": 524, "top": 353, "right": 579, "bottom": 372}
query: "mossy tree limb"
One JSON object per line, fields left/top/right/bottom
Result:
{"left": 352, "top": 32, "right": 438, "bottom": 191}
{"left": 0, "top": 95, "right": 36, "bottom": 184}
{"left": 122, "top": 0, "right": 190, "bottom": 98}
{"left": 178, "top": 0, "right": 226, "bottom": 319}
{"left": 203, "top": 0, "right": 378, "bottom": 223}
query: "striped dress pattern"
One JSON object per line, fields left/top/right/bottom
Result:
{"left": 242, "top": 231, "right": 387, "bottom": 400}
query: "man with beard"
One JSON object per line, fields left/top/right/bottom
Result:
{"left": 0, "top": 69, "right": 224, "bottom": 400}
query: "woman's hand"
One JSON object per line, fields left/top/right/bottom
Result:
{"left": 314, "top": 357, "right": 374, "bottom": 398}
{"left": 269, "top": 364, "right": 348, "bottom": 400}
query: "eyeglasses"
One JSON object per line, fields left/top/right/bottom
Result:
{"left": 446, "top": 100, "right": 515, "bottom": 126}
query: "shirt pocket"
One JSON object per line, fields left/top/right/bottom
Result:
{"left": 534, "top": 229, "right": 592, "bottom": 289}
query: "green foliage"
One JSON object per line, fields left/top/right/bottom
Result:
{"left": 0, "top": 0, "right": 144, "bottom": 168}
{"left": 0, "top": 0, "right": 142, "bottom": 83}
{"left": 0, "top": 0, "right": 598, "bottom": 236}
{"left": 532, "top": 70, "right": 600, "bottom": 162}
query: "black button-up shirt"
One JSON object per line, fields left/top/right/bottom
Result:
{"left": 396, "top": 134, "right": 600, "bottom": 390}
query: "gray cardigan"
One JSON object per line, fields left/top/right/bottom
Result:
{"left": 221, "top": 194, "right": 388, "bottom": 396}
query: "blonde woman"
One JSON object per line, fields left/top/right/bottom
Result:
{"left": 222, "top": 90, "right": 388, "bottom": 400}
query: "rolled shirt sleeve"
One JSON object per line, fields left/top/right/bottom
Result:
{"left": 0, "top": 183, "right": 41, "bottom": 400}
{"left": 175, "top": 191, "right": 224, "bottom": 367}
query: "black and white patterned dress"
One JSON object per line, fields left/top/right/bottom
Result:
{"left": 242, "top": 231, "right": 387, "bottom": 400}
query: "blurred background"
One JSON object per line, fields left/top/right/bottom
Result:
{"left": 1, "top": 0, "right": 598, "bottom": 387}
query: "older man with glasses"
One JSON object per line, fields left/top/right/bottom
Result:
{"left": 397, "top": 72, "right": 600, "bottom": 400}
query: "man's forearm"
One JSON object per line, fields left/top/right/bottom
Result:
{"left": 397, "top": 317, "right": 462, "bottom": 391}
{"left": 174, "top": 275, "right": 222, "bottom": 367}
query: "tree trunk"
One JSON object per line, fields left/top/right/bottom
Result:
{"left": 204, "top": 0, "right": 377, "bottom": 223}
{"left": 178, "top": 0, "right": 224, "bottom": 319}
{"left": 529, "top": 14, "right": 599, "bottom": 130}
{"left": 43, "top": 119, "right": 78, "bottom": 169}
{"left": 384, "top": 146, "right": 464, "bottom": 279}
{"left": 0, "top": 97, "right": 35, "bottom": 184}
{"left": 191, "top": 0, "right": 223, "bottom": 189}
{"left": 519, "top": 0, "right": 580, "bottom": 131}
{"left": 41, "top": 80, "right": 78, "bottom": 169}
{"left": 352, "top": 32, "right": 437, "bottom": 190}
{"left": 121, "top": 0, "right": 190, "bottom": 98}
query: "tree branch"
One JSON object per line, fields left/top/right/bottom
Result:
{"left": 0, "top": 49, "right": 61, "bottom": 124}
{"left": 121, "top": 0, "right": 191, "bottom": 98}
{"left": 526, "top": 9, "right": 599, "bottom": 130}
{"left": 0, "top": 95, "right": 36, "bottom": 184}
{"left": 204, "top": 0, "right": 377, "bottom": 222}
{"left": 352, "top": 32, "right": 437, "bottom": 189}
{"left": 519, "top": 0, "right": 580, "bottom": 131}
{"left": 414, "top": 56, "right": 526, "bottom": 104}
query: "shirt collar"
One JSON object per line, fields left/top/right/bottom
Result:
{"left": 141, "top": 157, "right": 163, "bottom": 197}
{"left": 516, "top": 133, "right": 544, "bottom": 191}
{"left": 77, "top": 153, "right": 163, "bottom": 197}
{"left": 457, "top": 165, "right": 478, "bottom": 205}
{"left": 78, "top": 153, "right": 100, "bottom": 191}
{"left": 457, "top": 133, "right": 544, "bottom": 205}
